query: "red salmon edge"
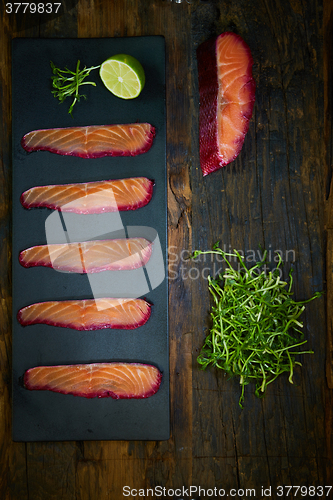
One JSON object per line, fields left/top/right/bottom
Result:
{"left": 18, "top": 249, "right": 41, "bottom": 268}
{"left": 20, "top": 191, "right": 29, "bottom": 209}
{"left": 16, "top": 316, "right": 151, "bottom": 330}
{"left": 135, "top": 178, "right": 154, "bottom": 210}
{"left": 135, "top": 238, "right": 153, "bottom": 264}
{"left": 116, "top": 178, "right": 154, "bottom": 212}
{"left": 21, "top": 124, "right": 156, "bottom": 159}
{"left": 141, "top": 177, "right": 155, "bottom": 205}
{"left": 19, "top": 248, "right": 54, "bottom": 269}
{"left": 197, "top": 32, "right": 256, "bottom": 176}
{"left": 16, "top": 308, "right": 25, "bottom": 325}
{"left": 197, "top": 35, "right": 220, "bottom": 176}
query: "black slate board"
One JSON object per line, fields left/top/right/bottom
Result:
{"left": 11, "top": 37, "right": 169, "bottom": 441}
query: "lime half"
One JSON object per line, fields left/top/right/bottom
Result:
{"left": 99, "top": 54, "right": 145, "bottom": 99}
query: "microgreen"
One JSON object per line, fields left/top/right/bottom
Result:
{"left": 50, "top": 60, "right": 100, "bottom": 117}
{"left": 191, "top": 244, "right": 323, "bottom": 408}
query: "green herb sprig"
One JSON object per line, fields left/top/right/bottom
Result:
{"left": 50, "top": 60, "right": 100, "bottom": 117}
{"left": 191, "top": 243, "right": 323, "bottom": 408}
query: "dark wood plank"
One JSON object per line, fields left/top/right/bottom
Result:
{"left": 190, "top": 0, "right": 332, "bottom": 491}
{"left": 325, "top": 0, "right": 333, "bottom": 392}
{"left": 324, "top": 0, "right": 333, "bottom": 484}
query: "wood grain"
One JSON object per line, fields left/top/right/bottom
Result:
{"left": 325, "top": 0, "right": 333, "bottom": 392}
{"left": 0, "top": 0, "right": 332, "bottom": 498}
{"left": 190, "top": 0, "right": 332, "bottom": 489}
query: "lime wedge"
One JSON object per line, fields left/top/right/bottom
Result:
{"left": 99, "top": 54, "right": 145, "bottom": 99}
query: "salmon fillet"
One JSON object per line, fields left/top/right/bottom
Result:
{"left": 21, "top": 123, "right": 155, "bottom": 158}
{"left": 197, "top": 32, "right": 256, "bottom": 175}
{"left": 18, "top": 298, "right": 151, "bottom": 330}
{"left": 23, "top": 362, "right": 162, "bottom": 399}
{"left": 19, "top": 237, "right": 152, "bottom": 273}
{"left": 20, "top": 177, "right": 154, "bottom": 214}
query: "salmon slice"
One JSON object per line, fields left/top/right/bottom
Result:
{"left": 18, "top": 298, "right": 151, "bottom": 330}
{"left": 197, "top": 32, "right": 255, "bottom": 176}
{"left": 21, "top": 123, "right": 155, "bottom": 158}
{"left": 20, "top": 177, "right": 154, "bottom": 214}
{"left": 23, "top": 362, "right": 162, "bottom": 399}
{"left": 19, "top": 237, "right": 152, "bottom": 273}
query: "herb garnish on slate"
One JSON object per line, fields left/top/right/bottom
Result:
{"left": 191, "top": 243, "right": 323, "bottom": 407}
{"left": 50, "top": 60, "right": 99, "bottom": 116}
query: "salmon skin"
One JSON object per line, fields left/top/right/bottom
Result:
{"left": 18, "top": 298, "right": 151, "bottom": 330}
{"left": 19, "top": 237, "right": 152, "bottom": 273}
{"left": 21, "top": 123, "right": 155, "bottom": 158}
{"left": 197, "top": 32, "right": 256, "bottom": 176}
{"left": 23, "top": 362, "right": 162, "bottom": 399}
{"left": 20, "top": 177, "right": 154, "bottom": 214}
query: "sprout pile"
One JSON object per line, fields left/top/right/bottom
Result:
{"left": 192, "top": 244, "right": 323, "bottom": 407}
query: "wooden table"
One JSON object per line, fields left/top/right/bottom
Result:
{"left": 1, "top": 0, "right": 332, "bottom": 497}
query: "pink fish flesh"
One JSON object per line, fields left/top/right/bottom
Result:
{"left": 197, "top": 32, "right": 256, "bottom": 175}
{"left": 19, "top": 237, "right": 152, "bottom": 273}
{"left": 21, "top": 123, "right": 155, "bottom": 158}
{"left": 18, "top": 298, "right": 151, "bottom": 330}
{"left": 23, "top": 362, "right": 162, "bottom": 399}
{"left": 20, "top": 177, "right": 154, "bottom": 214}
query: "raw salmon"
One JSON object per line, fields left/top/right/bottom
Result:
{"left": 197, "top": 32, "right": 256, "bottom": 176}
{"left": 19, "top": 237, "right": 152, "bottom": 273}
{"left": 18, "top": 298, "right": 151, "bottom": 330}
{"left": 21, "top": 123, "right": 155, "bottom": 158}
{"left": 20, "top": 177, "right": 154, "bottom": 214}
{"left": 23, "top": 362, "right": 162, "bottom": 399}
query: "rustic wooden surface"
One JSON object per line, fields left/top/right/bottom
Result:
{"left": 1, "top": 0, "right": 332, "bottom": 498}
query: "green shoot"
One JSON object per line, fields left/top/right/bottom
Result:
{"left": 50, "top": 60, "right": 100, "bottom": 117}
